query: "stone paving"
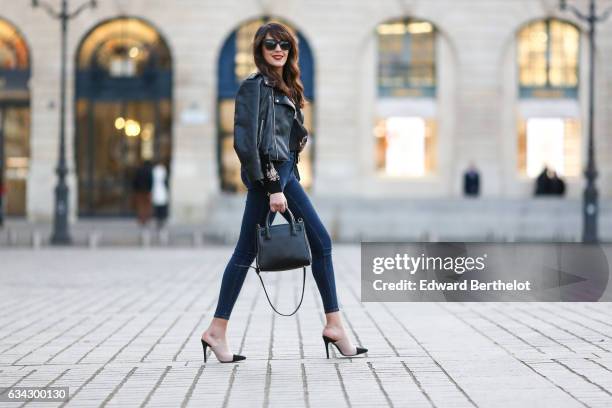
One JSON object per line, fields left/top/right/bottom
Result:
{"left": 0, "top": 246, "right": 611, "bottom": 407}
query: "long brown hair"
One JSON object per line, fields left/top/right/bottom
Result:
{"left": 253, "top": 22, "right": 306, "bottom": 109}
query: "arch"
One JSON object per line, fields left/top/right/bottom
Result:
{"left": 75, "top": 15, "right": 173, "bottom": 70}
{"left": 216, "top": 16, "right": 316, "bottom": 193}
{"left": 216, "top": 16, "right": 314, "bottom": 99}
{"left": 75, "top": 17, "right": 172, "bottom": 101}
{"left": 0, "top": 17, "right": 31, "bottom": 218}
{"left": 0, "top": 17, "right": 30, "bottom": 69}
{"left": 74, "top": 16, "right": 173, "bottom": 217}
{"left": 215, "top": 14, "right": 317, "bottom": 97}
{"left": 516, "top": 17, "right": 581, "bottom": 98}
{"left": 515, "top": 16, "right": 582, "bottom": 39}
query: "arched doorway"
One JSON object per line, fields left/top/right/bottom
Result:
{"left": 75, "top": 17, "right": 172, "bottom": 216}
{"left": 0, "top": 18, "right": 30, "bottom": 219}
{"left": 217, "top": 17, "right": 315, "bottom": 193}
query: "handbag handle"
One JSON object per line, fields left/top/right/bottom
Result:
{"left": 264, "top": 207, "right": 299, "bottom": 239}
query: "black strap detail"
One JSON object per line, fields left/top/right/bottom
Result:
{"left": 256, "top": 266, "right": 306, "bottom": 317}
{"left": 235, "top": 263, "right": 306, "bottom": 316}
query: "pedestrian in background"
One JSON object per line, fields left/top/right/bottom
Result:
{"left": 550, "top": 170, "right": 566, "bottom": 196}
{"left": 152, "top": 160, "right": 169, "bottom": 230}
{"left": 463, "top": 161, "right": 480, "bottom": 197}
{"left": 534, "top": 166, "right": 552, "bottom": 196}
{"left": 132, "top": 159, "right": 153, "bottom": 226}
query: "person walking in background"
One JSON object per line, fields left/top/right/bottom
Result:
{"left": 200, "top": 22, "right": 368, "bottom": 363}
{"left": 550, "top": 170, "right": 566, "bottom": 196}
{"left": 534, "top": 165, "right": 553, "bottom": 196}
{"left": 132, "top": 159, "right": 153, "bottom": 226}
{"left": 152, "top": 160, "right": 169, "bottom": 230}
{"left": 463, "top": 161, "right": 480, "bottom": 197}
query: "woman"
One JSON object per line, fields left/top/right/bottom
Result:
{"left": 201, "top": 22, "right": 368, "bottom": 363}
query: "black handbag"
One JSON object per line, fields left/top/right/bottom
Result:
{"left": 254, "top": 207, "right": 311, "bottom": 316}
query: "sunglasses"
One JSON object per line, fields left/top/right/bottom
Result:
{"left": 263, "top": 39, "right": 291, "bottom": 51}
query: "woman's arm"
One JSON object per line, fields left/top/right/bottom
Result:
{"left": 233, "top": 79, "right": 265, "bottom": 184}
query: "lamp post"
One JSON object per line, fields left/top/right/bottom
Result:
{"left": 32, "top": 0, "right": 96, "bottom": 244}
{"left": 559, "top": 0, "right": 612, "bottom": 243}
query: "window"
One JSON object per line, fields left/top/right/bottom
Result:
{"left": 377, "top": 19, "right": 436, "bottom": 97}
{"left": 517, "top": 117, "right": 580, "bottom": 177}
{"left": 518, "top": 19, "right": 580, "bottom": 98}
{"left": 374, "top": 116, "right": 437, "bottom": 177}
{"left": 375, "top": 18, "right": 438, "bottom": 178}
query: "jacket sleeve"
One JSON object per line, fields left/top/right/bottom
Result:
{"left": 233, "top": 79, "right": 265, "bottom": 183}
{"left": 261, "top": 157, "right": 282, "bottom": 195}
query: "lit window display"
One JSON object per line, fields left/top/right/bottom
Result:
{"left": 518, "top": 19, "right": 579, "bottom": 98}
{"left": 517, "top": 117, "right": 581, "bottom": 177}
{"left": 377, "top": 18, "right": 436, "bottom": 97}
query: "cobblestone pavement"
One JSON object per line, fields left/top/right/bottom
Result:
{"left": 1, "top": 246, "right": 611, "bottom": 408}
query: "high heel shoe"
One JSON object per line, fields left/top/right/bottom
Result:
{"left": 201, "top": 339, "right": 246, "bottom": 363}
{"left": 322, "top": 335, "right": 368, "bottom": 359}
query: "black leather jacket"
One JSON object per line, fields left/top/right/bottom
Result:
{"left": 233, "top": 71, "right": 308, "bottom": 190}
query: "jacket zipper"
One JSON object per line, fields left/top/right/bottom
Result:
{"left": 258, "top": 118, "right": 264, "bottom": 148}
{"left": 271, "top": 88, "right": 278, "bottom": 160}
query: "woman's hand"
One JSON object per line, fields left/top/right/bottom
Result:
{"left": 269, "top": 192, "right": 287, "bottom": 213}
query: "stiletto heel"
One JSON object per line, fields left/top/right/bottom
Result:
{"left": 201, "top": 339, "right": 208, "bottom": 363}
{"left": 322, "top": 335, "right": 368, "bottom": 358}
{"left": 323, "top": 336, "right": 331, "bottom": 359}
{"left": 200, "top": 338, "right": 246, "bottom": 364}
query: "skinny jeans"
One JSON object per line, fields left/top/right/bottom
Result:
{"left": 213, "top": 154, "right": 340, "bottom": 319}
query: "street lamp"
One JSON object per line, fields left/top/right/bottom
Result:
{"left": 559, "top": 0, "right": 612, "bottom": 243}
{"left": 32, "top": 0, "right": 96, "bottom": 244}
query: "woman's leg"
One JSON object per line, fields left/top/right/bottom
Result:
{"left": 281, "top": 176, "right": 359, "bottom": 354}
{"left": 281, "top": 176, "right": 338, "bottom": 314}
{"left": 214, "top": 186, "right": 271, "bottom": 319}
{"left": 203, "top": 183, "right": 272, "bottom": 359}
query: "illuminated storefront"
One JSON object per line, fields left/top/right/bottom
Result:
{"left": 74, "top": 17, "right": 172, "bottom": 216}
{"left": 0, "top": 18, "right": 30, "bottom": 217}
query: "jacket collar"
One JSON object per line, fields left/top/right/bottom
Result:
{"left": 278, "top": 93, "right": 296, "bottom": 112}
{"left": 258, "top": 72, "right": 296, "bottom": 112}
{"left": 260, "top": 72, "right": 272, "bottom": 86}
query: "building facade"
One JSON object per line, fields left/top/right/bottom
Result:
{"left": 1, "top": 0, "right": 611, "bottom": 226}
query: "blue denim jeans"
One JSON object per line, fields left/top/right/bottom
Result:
{"left": 213, "top": 155, "right": 340, "bottom": 319}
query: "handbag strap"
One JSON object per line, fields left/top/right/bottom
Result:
{"left": 256, "top": 266, "right": 306, "bottom": 317}
{"left": 232, "top": 263, "right": 307, "bottom": 316}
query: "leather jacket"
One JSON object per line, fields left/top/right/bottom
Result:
{"left": 233, "top": 71, "right": 308, "bottom": 187}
